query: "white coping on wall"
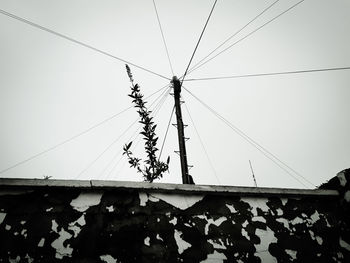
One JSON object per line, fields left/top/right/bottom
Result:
{"left": 0, "top": 178, "right": 339, "bottom": 198}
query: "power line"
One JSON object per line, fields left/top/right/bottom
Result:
{"left": 187, "top": 0, "right": 280, "bottom": 75}
{"left": 105, "top": 148, "right": 128, "bottom": 180}
{"left": 0, "top": 84, "right": 169, "bottom": 175}
{"left": 149, "top": 88, "right": 172, "bottom": 159}
{"left": 152, "top": 0, "right": 175, "bottom": 76}
{"left": 0, "top": 8, "right": 169, "bottom": 80}
{"left": 188, "top": 0, "right": 305, "bottom": 75}
{"left": 102, "top": 87, "right": 170, "bottom": 180}
{"left": 76, "top": 85, "right": 171, "bottom": 180}
{"left": 150, "top": 87, "right": 171, "bottom": 115}
{"left": 0, "top": 107, "right": 131, "bottom": 176}
{"left": 185, "top": 86, "right": 310, "bottom": 188}
{"left": 105, "top": 87, "right": 171, "bottom": 180}
{"left": 151, "top": 86, "right": 171, "bottom": 116}
{"left": 101, "top": 126, "right": 141, "bottom": 180}
{"left": 74, "top": 118, "right": 140, "bottom": 180}
{"left": 103, "top": 125, "right": 144, "bottom": 180}
{"left": 181, "top": 0, "right": 218, "bottom": 84}
{"left": 184, "top": 66, "right": 350, "bottom": 81}
{"left": 109, "top": 134, "right": 144, "bottom": 181}
{"left": 159, "top": 106, "right": 175, "bottom": 160}
{"left": 100, "top": 148, "right": 125, "bottom": 180}
{"left": 183, "top": 86, "right": 315, "bottom": 188}
{"left": 99, "top": 86, "right": 170, "bottom": 179}
{"left": 183, "top": 101, "right": 221, "bottom": 185}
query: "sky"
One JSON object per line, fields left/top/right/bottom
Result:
{"left": 0, "top": 0, "right": 349, "bottom": 189}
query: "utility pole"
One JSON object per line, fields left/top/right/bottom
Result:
{"left": 171, "top": 76, "right": 191, "bottom": 184}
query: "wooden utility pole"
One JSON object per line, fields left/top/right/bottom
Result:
{"left": 172, "top": 76, "right": 190, "bottom": 184}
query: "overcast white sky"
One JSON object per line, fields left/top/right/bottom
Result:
{"left": 0, "top": 0, "right": 349, "bottom": 188}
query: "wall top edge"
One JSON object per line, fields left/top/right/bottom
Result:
{"left": 0, "top": 178, "right": 338, "bottom": 197}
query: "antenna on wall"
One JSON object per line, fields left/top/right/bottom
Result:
{"left": 249, "top": 160, "right": 257, "bottom": 187}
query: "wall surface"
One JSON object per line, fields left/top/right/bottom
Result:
{"left": 0, "top": 169, "right": 349, "bottom": 263}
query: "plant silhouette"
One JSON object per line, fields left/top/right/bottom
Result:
{"left": 123, "top": 65, "right": 170, "bottom": 182}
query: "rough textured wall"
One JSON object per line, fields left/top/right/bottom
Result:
{"left": 0, "top": 171, "right": 349, "bottom": 263}
{"left": 319, "top": 168, "right": 350, "bottom": 260}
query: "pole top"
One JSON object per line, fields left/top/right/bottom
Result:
{"left": 171, "top": 76, "right": 181, "bottom": 93}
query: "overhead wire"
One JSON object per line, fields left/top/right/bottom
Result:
{"left": 110, "top": 134, "right": 144, "bottom": 180}
{"left": 183, "top": 100, "right": 221, "bottom": 185}
{"left": 187, "top": 0, "right": 280, "bottom": 75}
{"left": 151, "top": 86, "right": 171, "bottom": 116}
{"left": 187, "top": 0, "right": 305, "bottom": 75}
{"left": 0, "top": 8, "right": 169, "bottom": 80}
{"left": 185, "top": 88, "right": 310, "bottom": 188}
{"left": 104, "top": 86, "right": 171, "bottom": 180}
{"left": 100, "top": 86, "right": 170, "bottom": 179}
{"left": 152, "top": 0, "right": 175, "bottom": 76}
{"left": 184, "top": 66, "right": 350, "bottom": 81}
{"left": 181, "top": 0, "right": 218, "bottom": 84}
{"left": 73, "top": 118, "right": 140, "bottom": 180}
{"left": 99, "top": 86, "right": 172, "bottom": 180}
{"left": 0, "top": 83, "right": 169, "bottom": 176}
{"left": 183, "top": 86, "right": 315, "bottom": 188}
{"left": 0, "top": 106, "right": 131, "bottom": 176}
{"left": 159, "top": 105, "right": 175, "bottom": 160}
{"left": 101, "top": 129, "right": 137, "bottom": 180}
{"left": 0, "top": 2, "right": 318, "bottom": 187}
{"left": 77, "top": 85, "right": 171, "bottom": 180}
{"left": 103, "top": 126, "right": 142, "bottom": 180}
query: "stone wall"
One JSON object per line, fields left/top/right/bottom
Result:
{"left": 0, "top": 170, "right": 349, "bottom": 262}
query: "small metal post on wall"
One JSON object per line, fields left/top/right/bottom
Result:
{"left": 171, "top": 76, "right": 191, "bottom": 184}
{"left": 249, "top": 160, "right": 258, "bottom": 187}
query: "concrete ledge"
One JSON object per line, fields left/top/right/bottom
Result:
{"left": 0, "top": 178, "right": 92, "bottom": 188}
{"left": 0, "top": 178, "right": 339, "bottom": 198}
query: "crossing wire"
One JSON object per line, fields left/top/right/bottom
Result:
{"left": 0, "top": 106, "right": 130, "bottom": 176}
{"left": 101, "top": 125, "right": 140, "bottom": 180}
{"left": 183, "top": 86, "right": 315, "bottom": 188}
{"left": 188, "top": 0, "right": 305, "bottom": 75}
{"left": 184, "top": 66, "right": 350, "bottom": 81}
{"left": 103, "top": 124, "right": 142, "bottom": 180}
{"left": 152, "top": 0, "right": 175, "bottom": 76}
{"left": 73, "top": 117, "right": 140, "bottom": 180}
{"left": 76, "top": 85, "right": 171, "bottom": 180}
{"left": 0, "top": 84, "right": 169, "bottom": 176}
{"left": 105, "top": 87, "right": 171, "bottom": 180}
{"left": 181, "top": 0, "right": 218, "bottom": 84}
{"left": 187, "top": 0, "right": 280, "bottom": 75}
{"left": 109, "top": 133, "right": 144, "bottom": 181}
{"left": 151, "top": 86, "right": 171, "bottom": 116}
{"left": 99, "top": 86, "right": 171, "bottom": 179}
{"left": 0, "top": 8, "right": 169, "bottom": 80}
{"left": 183, "top": 101, "right": 221, "bottom": 185}
{"left": 159, "top": 105, "right": 175, "bottom": 160}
